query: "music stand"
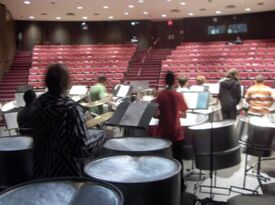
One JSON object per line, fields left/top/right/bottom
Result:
{"left": 106, "top": 102, "right": 158, "bottom": 136}
{"left": 113, "top": 84, "right": 133, "bottom": 98}
{"left": 3, "top": 108, "right": 20, "bottom": 136}
{"left": 129, "top": 80, "right": 150, "bottom": 93}
{"left": 69, "top": 85, "right": 88, "bottom": 102}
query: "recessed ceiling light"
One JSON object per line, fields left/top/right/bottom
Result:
{"left": 216, "top": 11, "right": 222, "bottom": 14}
{"left": 124, "top": 12, "right": 129, "bottom": 15}
{"left": 245, "top": 8, "right": 251, "bottom": 11}
{"left": 143, "top": 11, "right": 148, "bottom": 15}
{"left": 188, "top": 12, "right": 194, "bottom": 16}
{"left": 161, "top": 14, "right": 167, "bottom": 18}
{"left": 29, "top": 16, "right": 34, "bottom": 19}
{"left": 77, "top": 6, "right": 83, "bottom": 10}
{"left": 56, "top": 17, "right": 61, "bottom": 20}
{"left": 128, "top": 5, "right": 134, "bottom": 8}
{"left": 167, "top": 0, "right": 171, "bottom": 2}
{"left": 138, "top": 0, "right": 144, "bottom": 3}
{"left": 180, "top": 2, "right": 186, "bottom": 5}
{"left": 24, "top": 1, "right": 31, "bottom": 4}
{"left": 109, "top": 16, "right": 114, "bottom": 19}
{"left": 82, "top": 16, "right": 88, "bottom": 20}
{"left": 103, "top": 6, "right": 109, "bottom": 9}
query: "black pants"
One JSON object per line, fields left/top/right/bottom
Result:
{"left": 172, "top": 140, "right": 185, "bottom": 192}
{"left": 222, "top": 110, "right": 237, "bottom": 120}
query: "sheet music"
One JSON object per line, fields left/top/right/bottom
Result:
{"left": 183, "top": 93, "right": 198, "bottom": 109}
{"left": 69, "top": 85, "right": 88, "bottom": 95}
{"left": 15, "top": 93, "right": 25, "bottom": 107}
{"left": 183, "top": 92, "right": 209, "bottom": 109}
{"left": 4, "top": 112, "right": 18, "bottom": 129}
{"left": 120, "top": 103, "right": 149, "bottom": 126}
{"left": 203, "top": 83, "right": 220, "bottom": 95}
{"left": 116, "top": 85, "right": 130, "bottom": 98}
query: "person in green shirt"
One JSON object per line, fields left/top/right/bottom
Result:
{"left": 89, "top": 76, "right": 108, "bottom": 114}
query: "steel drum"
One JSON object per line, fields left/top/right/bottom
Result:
{"left": 188, "top": 120, "right": 241, "bottom": 170}
{"left": 85, "top": 155, "right": 181, "bottom": 205}
{"left": 0, "top": 178, "right": 123, "bottom": 205}
{"left": 0, "top": 136, "right": 33, "bottom": 188}
{"left": 149, "top": 112, "right": 208, "bottom": 127}
{"left": 236, "top": 115, "right": 275, "bottom": 157}
{"left": 103, "top": 137, "right": 172, "bottom": 157}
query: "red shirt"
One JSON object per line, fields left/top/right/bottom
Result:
{"left": 155, "top": 89, "right": 187, "bottom": 142}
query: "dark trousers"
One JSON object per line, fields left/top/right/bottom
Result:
{"left": 222, "top": 110, "right": 237, "bottom": 120}
{"left": 172, "top": 140, "right": 185, "bottom": 192}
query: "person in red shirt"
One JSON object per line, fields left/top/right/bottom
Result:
{"left": 156, "top": 71, "right": 188, "bottom": 162}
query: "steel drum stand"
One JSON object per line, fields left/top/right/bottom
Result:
{"left": 231, "top": 114, "right": 272, "bottom": 195}
{"left": 195, "top": 109, "right": 231, "bottom": 199}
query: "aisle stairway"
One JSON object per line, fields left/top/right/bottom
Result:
{"left": 0, "top": 51, "right": 32, "bottom": 103}
{"left": 125, "top": 49, "right": 172, "bottom": 88}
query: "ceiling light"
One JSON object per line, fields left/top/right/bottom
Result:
{"left": 143, "top": 11, "right": 148, "bottom": 15}
{"left": 29, "top": 16, "right": 34, "bottom": 19}
{"left": 245, "top": 8, "right": 251, "bottom": 11}
{"left": 109, "top": 16, "right": 114, "bottom": 19}
{"left": 138, "top": 0, "right": 144, "bottom": 3}
{"left": 103, "top": 6, "right": 109, "bottom": 9}
{"left": 216, "top": 11, "right": 221, "bottom": 14}
{"left": 128, "top": 5, "right": 134, "bottom": 8}
{"left": 167, "top": 0, "right": 171, "bottom": 2}
{"left": 180, "top": 2, "right": 186, "bottom": 5}
{"left": 188, "top": 13, "right": 194, "bottom": 16}
{"left": 161, "top": 14, "right": 167, "bottom": 18}
{"left": 24, "top": 1, "right": 31, "bottom": 4}
{"left": 124, "top": 12, "right": 129, "bottom": 15}
{"left": 56, "top": 17, "right": 61, "bottom": 20}
{"left": 77, "top": 6, "right": 83, "bottom": 10}
{"left": 82, "top": 16, "right": 88, "bottom": 20}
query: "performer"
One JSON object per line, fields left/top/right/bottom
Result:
{"left": 89, "top": 76, "right": 108, "bottom": 114}
{"left": 30, "top": 64, "right": 107, "bottom": 178}
{"left": 155, "top": 71, "right": 188, "bottom": 161}
{"left": 218, "top": 69, "right": 241, "bottom": 119}
{"left": 196, "top": 75, "right": 206, "bottom": 85}
{"left": 177, "top": 76, "right": 189, "bottom": 92}
{"left": 17, "top": 89, "right": 37, "bottom": 135}
{"left": 245, "top": 75, "right": 274, "bottom": 115}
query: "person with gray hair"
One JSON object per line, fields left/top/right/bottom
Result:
{"left": 245, "top": 75, "right": 274, "bottom": 115}
{"left": 218, "top": 69, "right": 241, "bottom": 119}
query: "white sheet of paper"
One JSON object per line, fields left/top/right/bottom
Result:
{"left": 15, "top": 93, "right": 25, "bottom": 107}
{"left": 204, "top": 83, "right": 220, "bottom": 95}
{"left": 183, "top": 93, "right": 198, "bottom": 109}
{"left": 69, "top": 85, "right": 88, "bottom": 95}
{"left": 116, "top": 85, "right": 130, "bottom": 98}
{"left": 4, "top": 112, "right": 18, "bottom": 129}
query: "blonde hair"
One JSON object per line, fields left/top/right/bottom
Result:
{"left": 196, "top": 75, "right": 206, "bottom": 85}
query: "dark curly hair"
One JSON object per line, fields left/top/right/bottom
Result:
{"left": 45, "top": 64, "right": 70, "bottom": 95}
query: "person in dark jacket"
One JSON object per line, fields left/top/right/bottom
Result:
{"left": 218, "top": 69, "right": 241, "bottom": 119}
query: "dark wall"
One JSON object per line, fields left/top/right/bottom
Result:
{"left": 0, "top": 4, "right": 16, "bottom": 76}
{"left": 183, "top": 11, "right": 275, "bottom": 42}
{"left": 16, "top": 11, "right": 275, "bottom": 50}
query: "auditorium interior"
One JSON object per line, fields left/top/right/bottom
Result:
{"left": 0, "top": 0, "right": 275, "bottom": 204}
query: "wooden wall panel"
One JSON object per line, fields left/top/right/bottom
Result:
{"left": 15, "top": 11, "right": 275, "bottom": 50}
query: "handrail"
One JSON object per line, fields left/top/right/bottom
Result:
{"left": 138, "top": 37, "right": 160, "bottom": 76}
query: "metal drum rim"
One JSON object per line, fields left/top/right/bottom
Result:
{"left": 0, "top": 136, "right": 33, "bottom": 151}
{"left": 0, "top": 177, "right": 124, "bottom": 205}
{"left": 188, "top": 119, "right": 235, "bottom": 130}
{"left": 84, "top": 155, "right": 182, "bottom": 184}
{"left": 103, "top": 136, "right": 172, "bottom": 152}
